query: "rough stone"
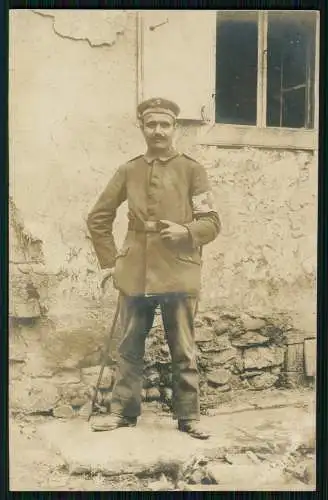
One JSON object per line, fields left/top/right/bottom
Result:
{"left": 303, "top": 460, "right": 316, "bottom": 485}
{"left": 271, "top": 366, "right": 282, "bottom": 375}
{"left": 216, "top": 384, "right": 231, "bottom": 393}
{"left": 79, "top": 351, "right": 102, "bottom": 369}
{"left": 197, "top": 342, "right": 218, "bottom": 353}
{"left": 146, "top": 387, "right": 161, "bottom": 401}
{"left": 52, "top": 369, "right": 81, "bottom": 386}
{"left": 53, "top": 404, "right": 75, "bottom": 419}
{"left": 240, "top": 379, "right": 251, "bottom": 389}
{"left": 211, "top": 348, "right": 238, "bottom": 366}
{"left": 70, "top": 395, "right": 88, "bottom": 408}
{"left": 224, "top": 453, "right": 255, "bottom": 466}
{"left": 242, "top": 316, "right": 267, "bottom": 331}
{"left": 60, "top": 357, "right": 82, "bottom": 370}
{"left": 188, "top": 469, "right": 205, "bottom": 484}
{"left": 36, "top": 401, "right": 315, "bottom": 481}
{"left": 283, "top": 372, "right": 305, "bottom": 388}
{"left": 206, "top": 463, "right": 285, "bottom": 488}
{"left": 207, "top": 369, "right": 231, "bottom": 387}
{"left": 228, "top": 326, "right": 244, "bottom": 338}
{"left": 40, "top": 320, "right": 109, "bottom": 371}
{"left": 144, "top": 369, "right": 160, "bottom": 388}
{"left": 160, "top": 344, "right": 170, "bottom": 356}
{"left": 141, "top": 389, "right": 147, "bottom": 401}
{"left": 202, "top": 312, "right": 219, "bottom": 325}
{"left": 82, "top": 366, "right": 113, "bottom": 390}
{"left": 81, "top": 366, "right": 102, "bottom": 377}
{"left": 249, "top": 373, "right": 279, "bottom": 390}
{"left": 220, "top": 311, "right": 239, "bottom": 320}
{"left": 195, "top": 328, "right": 213, "bottom": 343}
{"left": 243, "top": 346, "right": 285, "bottom": 370}
{"left": 160, "top": 370, "right": 172, "bottom": 387}
{"left": 176, "top": 481, "right": 192, "bottom": 491}
{"left": 194, "top": 318, "right": 204, "bottom": 328}
{"left": 161, "top": 387, "right": 172, "bottom": 402}
{"left": 149, "top": 475, "right": 174, "bottom": 491}
{"left": 229, "top": 375, "right": 246, "bottom": 390}
{"left": 231, "top": 331, "right": 269, "bottom": 347}
{"left": 57, "top": 382, "right": 90, "bottom": 404}
{"left": 263, "top": 325, "right": 285, "bottom": 342}
{"left": 213, "top": 321, "right": 231, "bottom": 335}
{"left": 231, "top": 357, "right": 244, "bottom": 373}
{"left": 241, "top": 370, "right": 263, "bottom": 379}
{"left": 285, "top": 457, "right": 315, "bottom": 485}
{"left": 245, "top": 450, "right": 262, "bottom": 464}
{"left": 213, "top": 334, "right": 232, "bottom": 351}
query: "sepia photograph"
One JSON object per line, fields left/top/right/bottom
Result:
{"left": 8, "top": 9, "right": 318, "bottom": 491}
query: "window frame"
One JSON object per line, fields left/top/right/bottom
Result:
{"left": 137, "top": 10, "right": 319, "bottom": 151}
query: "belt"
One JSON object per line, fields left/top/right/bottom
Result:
{"left": 128, "top": 220, "right": 162, "bottom": 233}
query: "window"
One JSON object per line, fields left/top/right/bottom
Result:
{"left": 266, "top": 12, "right": 316, "bottom": 129}
{"left": 138, "top": 10, "right": 319, "bottom": 149}
{"left": 215, "top": 11, "right": 317, "bottom": 130}
{"left": 216, "top": 12, "right": 258, "bottom": 126}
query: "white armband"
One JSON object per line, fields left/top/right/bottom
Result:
{"left": 192, "top": 191, "right": 216, "bottom": 215}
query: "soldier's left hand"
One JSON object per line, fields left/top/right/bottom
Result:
{"left": 159, "top": 220, "right": 189, "bottom": 243}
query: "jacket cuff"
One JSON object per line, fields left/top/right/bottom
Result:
{"left": 183, "top": 217, "right": 220, "bottom": 247}
{"left": 92, "top": 241, "right": 117, "bottom": 269}
{"left": 183, "top": 224, "right": 197, "bottom": 248}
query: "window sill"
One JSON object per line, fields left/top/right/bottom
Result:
{"left": 196, "top": 124, "right": 318, "bottom": 151}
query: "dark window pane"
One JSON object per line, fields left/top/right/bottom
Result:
{"left": 266, "top": 13, "right": 316, "bottom": 129}
{"left": 215, "top": 13, "right": 258, "bottom": 125}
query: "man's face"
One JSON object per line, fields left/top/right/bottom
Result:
{"left": 140, "top": 112, "right": 176, "bottom": 150}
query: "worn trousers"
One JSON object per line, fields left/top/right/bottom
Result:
{"left": 110, "top": 293, "right": 200, "bottom": 421}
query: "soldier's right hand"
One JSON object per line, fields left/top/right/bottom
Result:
{"left": 99, "top": 268, "right": 114, "bottom": 290}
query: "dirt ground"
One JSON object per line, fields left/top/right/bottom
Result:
{"left": 9, "top": 388, "right": 316, "bottom": 492}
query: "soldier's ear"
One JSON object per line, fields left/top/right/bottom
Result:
{"left": 137, "top": 118, "right": 144, "bottom": 130}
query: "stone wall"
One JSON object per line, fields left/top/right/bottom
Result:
{"left": 9, "top": 10, "right": 317, "bottom": 415}
{"left": 10, "top": 305, "right": 313, "bottom": 417}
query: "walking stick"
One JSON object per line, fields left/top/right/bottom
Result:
{"left": 84, "top": 280, "right": 121, "bottom": 422}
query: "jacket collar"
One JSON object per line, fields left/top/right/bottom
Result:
{"left": 143, "top": 148, "right": 179, "bottom": 164}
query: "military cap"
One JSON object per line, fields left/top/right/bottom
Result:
{"left": 137, "top": 97, "right": 180, "bottom": 120}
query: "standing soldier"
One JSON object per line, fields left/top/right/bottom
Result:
{"left": 87, "top": 98, "right": 221, "bottom": 439}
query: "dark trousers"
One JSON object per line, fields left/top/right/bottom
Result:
{"left": 111, "top": 294, "right": 200, "bottom": 421}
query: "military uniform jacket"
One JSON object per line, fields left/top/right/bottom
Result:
{"left": 87, "top": 151, "right": 221, "bottom": 296}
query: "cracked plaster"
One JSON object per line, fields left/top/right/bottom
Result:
{"left": 31, "top": 9, "right": 128, "bottom": 48}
